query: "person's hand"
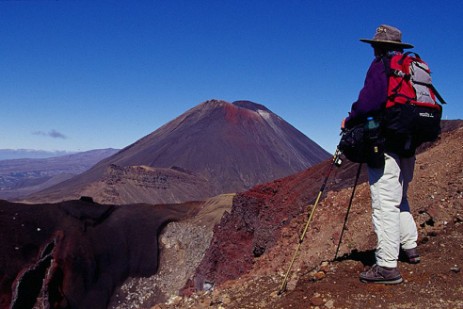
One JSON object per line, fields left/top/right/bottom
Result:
{"left": 341, "top": 118, "right": 346, "bottom": 129}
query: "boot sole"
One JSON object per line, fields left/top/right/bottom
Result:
{"left": 360, "top": 277, "right": 403, "bottom": 284}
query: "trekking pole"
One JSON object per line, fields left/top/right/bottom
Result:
{"left": 278, "top": 148, "right": 342, "bottom": 295}
{"left": 333, "top": 163, "right": 363, "bottom": 260}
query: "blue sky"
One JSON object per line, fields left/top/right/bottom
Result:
{"left": 1, "top": 0, "right": 461, "bottom": 153}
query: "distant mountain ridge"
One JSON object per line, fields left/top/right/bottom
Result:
{"left": 25, "top": 100, "right": 330, "bottom": 204}
{"left": 0, "top": 149, "right": 75, "bottom": 160}
{"left": 0, "top": 148, "right": 119, "bottom": 200}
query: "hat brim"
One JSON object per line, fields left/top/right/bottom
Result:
{"left": 360, "top": 38, "right": 414, "bottom": 49}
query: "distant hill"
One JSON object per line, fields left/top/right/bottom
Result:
{"left": 0, "top": 148, "right": 119, "bottom": 200}
{"left": 25, "top": 100, "right": 330, "bottom": 205}
{"left": 0, "top": 149, "right": 74, "bottom": 160}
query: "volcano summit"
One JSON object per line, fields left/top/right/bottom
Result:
{"left": 26, "top": 100, "right": 329, "bottom": 205}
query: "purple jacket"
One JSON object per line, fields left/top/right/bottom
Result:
{"left": 345, "top": 57, "right": 388, "bottom": 128}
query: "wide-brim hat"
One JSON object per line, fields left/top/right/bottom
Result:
{"left": 360, "top": 24, "right": 414, "bottom": 49}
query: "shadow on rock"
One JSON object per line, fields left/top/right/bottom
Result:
{"left": 0, "top": 197, "right": 199, "bottom": 309}
{"left": 334, "top": 249, "right": 376, "bottom": 266}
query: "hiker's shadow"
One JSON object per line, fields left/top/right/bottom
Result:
{"left": 334, "top": 248, "right": 415, "bottom": 266}
{"left": 334, "top": 249, "right": 376, "bottom": 266}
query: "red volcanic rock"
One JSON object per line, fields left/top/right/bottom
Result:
{"left": 192, "top": 120, "right": 463, "bottom": 291}
{"left": 0, "top": 198, "right": 200, "bottom": 308}
{"left": 191, "top": 159, "right": 347, "bottom": 288}
{"left": 25, "top": 100, "right": 330, "bottom": 205}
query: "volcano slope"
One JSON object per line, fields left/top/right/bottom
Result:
{"left": 25, "top": 100, "right": 329, "bottom": 205}
{"left": 153, "top": 120, "right": 463, "bottom": 308}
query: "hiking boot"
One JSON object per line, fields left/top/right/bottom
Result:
{"left": 403, "top": 247, "right": 421, "bottom": 264}
{"left": 359, "top": 264, "right": 403, "bottom": 284}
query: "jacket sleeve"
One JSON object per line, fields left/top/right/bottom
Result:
{"left": 345, "top": 57, "right": 388, "bottom": 127}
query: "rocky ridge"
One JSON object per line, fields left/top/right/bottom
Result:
{"left": 118, "top": 120, "right": 463, "bottom": 308}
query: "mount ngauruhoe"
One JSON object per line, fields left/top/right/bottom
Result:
{"left": 24, "top": 100, "right": 330, "bottom": 204}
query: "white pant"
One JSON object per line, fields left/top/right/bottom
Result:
{"left": 368, "top": 153, "right": 418, "bottom": 268}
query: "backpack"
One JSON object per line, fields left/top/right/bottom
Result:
{"left": 382, "top": 52, "right": 446, "bottom": 155}
{"left": 338, "top": 118, "right": 385, "bottom": 168}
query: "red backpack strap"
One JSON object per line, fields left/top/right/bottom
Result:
{"left": 398, "top": 51, "right": 420, "bottom": 64}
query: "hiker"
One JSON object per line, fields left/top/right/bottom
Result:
{"left": 341, "top": 24, "right": 421, "bottom": 284}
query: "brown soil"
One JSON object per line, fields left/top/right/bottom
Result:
{"left": 154, "top": 123, "right": 463, "bottom": 308}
